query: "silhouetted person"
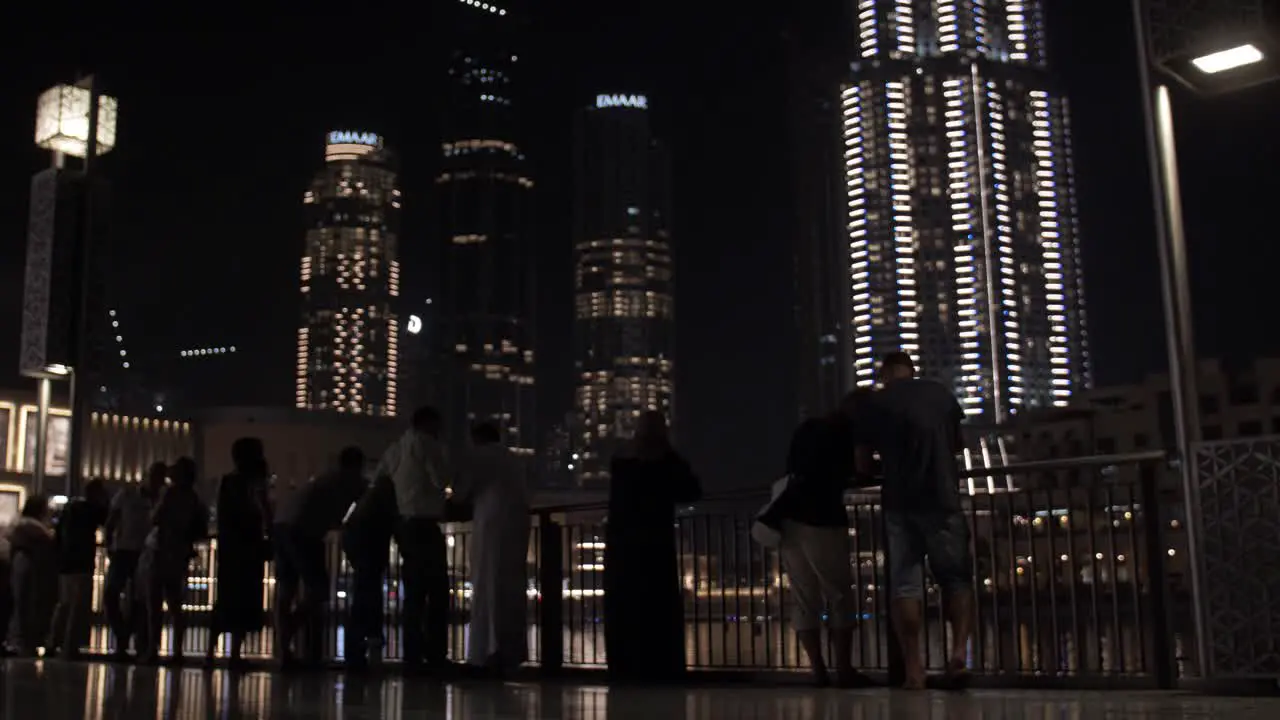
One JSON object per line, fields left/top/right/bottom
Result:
{"left": 377, "top": 406, "right": 452, "bottom": 669}
{"left": 856, "top": 352, "right": 972, "bottom": 690}
{"left": 49, "top": 478, "right": 109, "bottom": 658}
{"left": 0, "top": 522, "right": 11, "bottom": 657}
{"left": 207, "top": 438, "right": 271, "bottom": 668}
{"left": 603, "top": 411, "right": 701, "bottom": 681}
{"left": 5, "top": 496, "right": 56, "bottom": 656}
{"left": 140, "top": 457, "right": 208, "bottom": 664}
{"left": 456, "top": 422, "right": 529, "bottom": 673}
{"left": 342, "top": 469, "right": 397, "bottom": 670}
{"left": 274, "top": 446, "right": 367, "bottom": 668}
{"left": 777, "top": 390, "right": 874, "bottom": 687}
{"left": 104, "top": 461, "right": 166, "bottom": 658}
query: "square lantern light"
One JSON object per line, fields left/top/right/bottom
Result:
{"left": 34, "top": 84, "right": 118, "bottom": 158}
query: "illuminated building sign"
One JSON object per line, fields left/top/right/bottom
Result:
{"left": 328, "top": 130, "right": 380, "bottom": 146}
{"left": 407, "top": 315, "right": 423, "bottom": 335}
{"left": 595, "top": 94, "right": 648, "bottom": 110}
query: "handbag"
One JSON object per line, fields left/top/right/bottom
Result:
{"left": 750, "top": 475, "right": 795, "bottom": 549}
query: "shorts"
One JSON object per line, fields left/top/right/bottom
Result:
{"left": 885, "top": 510, "right": 972, "bottom": 599}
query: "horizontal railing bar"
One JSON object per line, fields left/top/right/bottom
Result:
{"left": 534, "top": 451, "right": 1170, "bottom": 514}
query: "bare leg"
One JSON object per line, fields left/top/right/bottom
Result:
{"left": 944, "top": 589, "right": 973, "bottom": 688}
{"left": 891, "top": 598, "right": 925, "bottom": 689}
{"left": 796, "top": 628, "right": 829, "bottom": 687}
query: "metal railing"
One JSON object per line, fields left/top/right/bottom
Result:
{"left": 76, "top": 451, "right": 1185, "bottom": 686}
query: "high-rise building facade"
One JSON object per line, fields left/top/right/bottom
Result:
{"left": 438, "top": 0, "right": 536, "bottom": 457}
{"left": 296, "top": 131, "right": 402, "bottom": 416}
{"left": 790, "top": 34, "right": 853, "bottom": 422}
{"left": 572, "top": 93, "right": 674, "bottom": 483}
{"left": 842, "top": 0, "right": 1090, "bottom": 420}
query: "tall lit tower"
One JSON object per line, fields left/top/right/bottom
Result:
{"left": 296, "top": 131, "right": 402, "bottom": 416}
{"left": 572, "top": 92, "right": 674, "bottom": 484}
{"left": 842, "top": 0, "right": 1091, "bottom": 420}
{"left": 438, "top": 0, "right": 536, "bottom": 457}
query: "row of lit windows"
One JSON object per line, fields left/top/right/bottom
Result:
{"left": 435, "top": 171, "right": 533, "bottom": 189}
{"left": 575, "top": 291, "right": 673, "bottom": 320}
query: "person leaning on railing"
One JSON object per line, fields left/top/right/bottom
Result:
{"left": 376, "top": 406, "right": 453, "bottom": 670}
{"left": 855, "top": 351, "right": 973, "bottom": 691}
{"left": 341, "top": 469, "right": 398, "bottom": 671}
{"left": 138, "top": 457, "right": 208, "bottom": 665}
{"left": 103, "top": 461, "right": 166, "bottom": 660}
{"left": 274, "top": 446, "right": 368, "bottom": 669}
{"left": 774, "top": 390, "right": 877, "bottom": 688}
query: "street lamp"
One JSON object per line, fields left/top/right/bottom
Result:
{"left": 19, "top": 77, "right": 116, "bottom": 496}
{"left": 1132, "top": 0, "right": 1277, "bottom": 680}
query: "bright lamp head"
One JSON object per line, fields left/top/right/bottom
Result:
{"left": 1191, "top": 43, "right": 1265, "bottom": 74}
{"left": 34, "top": 85, "right": 117, "bottom": 158}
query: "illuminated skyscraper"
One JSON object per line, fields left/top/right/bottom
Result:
{"left": 842, "top": 0, "right": 1090, "bottom": 420}
{"left": 572, "top": 92, "right": 674, "bottom": 484}
{"left": 438, "top": 0, "right": 536, "bottom": 456}
{"left": 296, "top": 131, "right": 402, "bottom": 416}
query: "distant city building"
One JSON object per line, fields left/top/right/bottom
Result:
{"left": 0, "top": 389, "right": 193, "bottom": 496}
{"left": 571, "top": 92, "right": 674, "bottom": 484}
{"left": 838, "top": 1, "right": 1091, "bottom": 420}
{"left": 788, "top": 34, "right": 852, "bottom": 421}
{"left": 438, "top": 0, "right": 536, "bottom": 457}
{"left": 296, "top": 131, "right": 402, "bottom": 417}
{"left": 539, "top": 414, "right": 580, "bottom": 489}
{"left": 999, "top": 358, "right": 1280, "bottom": 461}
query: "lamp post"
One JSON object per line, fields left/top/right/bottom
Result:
{"left": 20, "top": 78, "right": 117, "bottom": 497}
{"left": 1131, "top": 0, "right": 1275, "bottom": 679}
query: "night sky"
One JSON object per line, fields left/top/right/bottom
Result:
{"left": 1, "top": 3, "right": 1277, "bottom": 492}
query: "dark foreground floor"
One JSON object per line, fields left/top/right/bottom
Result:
{"left": 2, "top": 659, "right": 1279, "bottom": 719}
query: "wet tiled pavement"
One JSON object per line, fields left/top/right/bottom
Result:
{"left": 2, "top": 659, "right": 1279, "bottom": 718}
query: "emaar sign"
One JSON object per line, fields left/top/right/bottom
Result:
{"left": 328, "top": 130, "right": 380, "bottom": 146}
{"left": 596, "top": 94, "right": 648, "bottom": 110}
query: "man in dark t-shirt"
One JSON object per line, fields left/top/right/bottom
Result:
{"left": 857, "top": 352, "right": 972, "bottom": 690}
{"left": 50, "top": 479, "right": 109, "bottom": 658}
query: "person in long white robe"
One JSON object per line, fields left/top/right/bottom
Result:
{"left": 456, "top": 423, "right": 530, "bottom": 670}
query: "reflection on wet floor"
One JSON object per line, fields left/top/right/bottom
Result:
{"left": 3, "top": 659, "right": 1280, "bottom": 719}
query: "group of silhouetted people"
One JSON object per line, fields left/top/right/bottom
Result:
{"left": 0, "top": 406, "right": 535, "bottom": 675}
{"left": 0, "top": 458, "right": 206, "bottom": 662}
{"left": 2, "top": 368, "right": 969, "bottom": 689}
{"left": 764, "top": 351, "right": 974, "bottom": 690}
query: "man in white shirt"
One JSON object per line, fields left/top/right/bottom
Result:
{"left": 103, "top": 462, "right": 166, "bottom": 659}
{"left": 376, "top": 405, "right": 452, "bottom": 668}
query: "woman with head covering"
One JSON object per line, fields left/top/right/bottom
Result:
{"left": 602, "top": 411, "right": 702, "bottom": 681}
{"left": 205, "top": 437, "right": 271, "bottom": 668}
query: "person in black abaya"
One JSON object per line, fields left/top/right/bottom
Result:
{"left": 206, "top": 437, "right": 271, "bottom": 668}
{"left": 603, "top": 411, "right": 702, "bottom": 681}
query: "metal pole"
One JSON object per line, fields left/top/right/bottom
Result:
{"left": 34, "top": 377, "right": 51, "bottom": 496}
{"left": 1154, "top": 86, "right": 1201, "bottom": 444}
{"left": 1131, "top": 0, "right": 1209, "bottom": 677}
{"left": 65, "top": 75, "right": 100, "bottom": 497}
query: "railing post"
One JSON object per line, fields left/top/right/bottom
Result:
{"left": 1139, "top": 461, "right": 1175, "bottom": 689}
{"left": 537, "top": 512, "right": 564, "bottom": 672}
